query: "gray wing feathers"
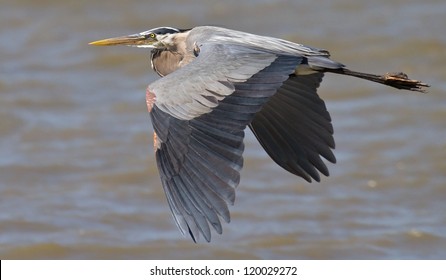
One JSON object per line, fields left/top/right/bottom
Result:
{"left": 249, "top": 73, "right": 336, "bottom": 182}
{"left": 150, "top": 51, "right": 302, "bottom": 241}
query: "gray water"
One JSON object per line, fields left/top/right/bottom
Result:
{"left": 1, "top": 0, "right": 446, "bottom": 259}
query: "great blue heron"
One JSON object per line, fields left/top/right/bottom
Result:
{"left": 90, "top": 26, "right": 429, "bottom": 242}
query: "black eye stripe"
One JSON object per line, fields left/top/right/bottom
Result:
{"left": 139, "top": 27, "right": 191, "bottom": 39}
{"left": 146, "top": 27, "right": 180, "bottom": 35}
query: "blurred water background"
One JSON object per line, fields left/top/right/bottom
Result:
{"left": 1, "top": 0, "right": 445, "bottom": 259}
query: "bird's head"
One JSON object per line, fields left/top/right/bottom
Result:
{"left": 89, "top": 27, "right": 183, "bottom": 49}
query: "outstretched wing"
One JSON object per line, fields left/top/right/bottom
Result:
{"left": 148, "top": 42, "right": 302, "bottom": 241}
{"left": 249, "top": 73, "right": 336, "bottom": 183}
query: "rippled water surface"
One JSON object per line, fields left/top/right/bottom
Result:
{"left": 1, "top": 0, "right": 445, "bottom": 259}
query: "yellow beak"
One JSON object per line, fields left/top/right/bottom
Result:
{"left": 89, "top": 34, "right": 153, "bottom": 47}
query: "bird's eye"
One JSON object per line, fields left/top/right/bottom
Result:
{"left": 149, "top": 33, "right": 156, "bottom": 38}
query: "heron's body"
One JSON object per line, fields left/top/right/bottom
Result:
{"left": 90, "top": 26, "right": 428, "bottom": 242}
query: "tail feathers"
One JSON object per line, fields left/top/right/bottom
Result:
{"left": 325, "top": 68, "right": 430, "bottom": 93}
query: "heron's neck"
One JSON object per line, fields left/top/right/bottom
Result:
{"left": 160, "top": 31, "right": 191, "bottom": 53}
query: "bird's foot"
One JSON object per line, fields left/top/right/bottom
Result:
{"left": 382, "top": 72, "right": 430, "bottom": 93}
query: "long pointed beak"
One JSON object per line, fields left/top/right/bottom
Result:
{"left": 89, "top": 34, "right": 152, "bottom": 47}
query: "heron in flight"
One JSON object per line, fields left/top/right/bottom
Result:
{"left": 90, "top": 26, "right": 428, "bottom": 242}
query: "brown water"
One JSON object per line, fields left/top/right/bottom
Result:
{"left": 1, "top": 0, "right": 445, "bottom": 259}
